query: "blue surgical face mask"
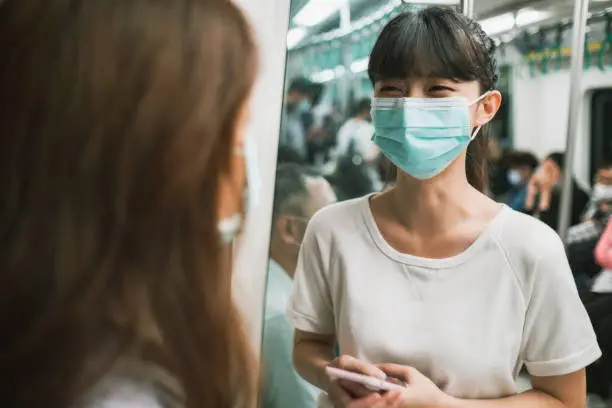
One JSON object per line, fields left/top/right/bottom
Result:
{"left": 507, "top": 169, "right": 522, "bottom": 186}
{"left": 298, "top": 99, "right": 311, "bottom": 113}
{"left": 371, "top": 93, "right": 490, "bottom": 180}
{"left": 218, "top": 134, "right": 261, "bottom": 244}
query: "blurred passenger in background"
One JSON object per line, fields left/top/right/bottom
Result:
{"left": 581, "top": 211, "right": 612, "bottom": 404}
{"left": 329, "top": 98, "right": 382, "bottom": 195}
{"left": 505, "top": 151, "right": 539, "bottom": 212}
{"left": 526, "top": 152, "right": 589, "bottom": 231}
{"left": 583, "top": 162, "right": 612, "bottom": 221}
{"left": 263, "top": 164, "right": 336, "bottom": 408}
{"left": 0, "top": 1, "right": 258, "bottom": 408}
{"left": 332, "top": 154, "right": 376, "bottom": 200}
{"left": 332, "top": 98, "right": 378, "bottom": 164}
{"left": 277, "top": 145, "right": 308, "bottom": 165}
{"left": 564, "top": 163, "right": 612, "bottom": 303}
{"left": 282, "top": 77, "right": 322, "bottom": 160}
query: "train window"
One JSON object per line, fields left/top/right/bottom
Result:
{"left": 492, "top": 66, "right": 512, "bottom": 147}
{"left": 590, "top": 88, "right": 612, "bottom": 182}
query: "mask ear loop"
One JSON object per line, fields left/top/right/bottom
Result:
{"left": 469, "top": 90, "right": 492, "bottom": 140}
{"left": 218, "top": 144, "right": 248, "bottom": 245}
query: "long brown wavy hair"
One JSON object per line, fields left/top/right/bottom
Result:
{"left": 0, "top": 1, "right": 258, "bottom": 407}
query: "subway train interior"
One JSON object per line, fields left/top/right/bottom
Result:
{"left": 5, "top": 0, "right": 612, "bottom": 408}
{"left": 254, "top": 0, "right": 612, "bottom": 407}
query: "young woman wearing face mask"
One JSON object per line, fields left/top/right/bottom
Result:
{"left": 290, "top": 7, "right": 600, "bottom": 408}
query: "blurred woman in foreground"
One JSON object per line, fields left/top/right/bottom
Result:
{"left": 0, "top": 1, "right": 258, "bottom": 407}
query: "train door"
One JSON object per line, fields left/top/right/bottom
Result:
{"left": 590, "top": 88, "right": 612, "bottom": 181}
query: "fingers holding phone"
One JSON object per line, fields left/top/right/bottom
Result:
{"left": 326, "top": 355, "right": 388, "bottom": 407}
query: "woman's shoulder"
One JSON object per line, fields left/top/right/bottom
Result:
{"left": 308, "top": 195, "right": 369, "bottom": 232}
{"left": 81, "top": 359, "right": 183, "bottom": 408}
{"left": 491, "top": 206, "right": 567, "bottom": 271}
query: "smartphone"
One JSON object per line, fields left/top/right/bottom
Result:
{"left": 325, "top": 366, "right": 405, "bottom": 392}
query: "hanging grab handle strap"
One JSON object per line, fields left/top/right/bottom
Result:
{"left": 554, "top": 25, "right": 564, "bottom": 72}
{"left": 584, "top": 34, "right": 592, "bottom": 71}
{"left": 597, "top": 14, "right": 612, "bottom": 71}
{"left": 539, "top": 31, "right": 551, "bottom": 75}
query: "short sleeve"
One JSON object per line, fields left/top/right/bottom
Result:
{"left": 522, "top": 234, "right": 602, "bottom": 377}
{"left": 289, "top": 220, "right": 335, "bottom": 335}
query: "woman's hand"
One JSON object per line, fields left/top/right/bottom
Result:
{"left": 525, "top": 159, "right": 559, "bottom": 212}
{"left": 375, "top": 364, "right": 454, "bottom": 408}
{"left": 326, "top": 355, "right": 388, "bottom": 408}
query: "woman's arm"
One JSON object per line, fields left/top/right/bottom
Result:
{"left": 293, "top": 329, "right": 336, "bottom": 391}
{"left": 449, "top": 370, "right": 585, "bottom": 408}
{"left": 594, "top": 217, "right": 612, "bottom": 269}
{"left": 377, "top": 365, "right": 585, "bottom": 408}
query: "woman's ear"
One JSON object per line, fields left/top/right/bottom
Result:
{"left": 475, "top": 90, "right": 502, "bottom": 127}
{"left": 276, "top": 215, "right": 300, "bottom": 246}
{"left": 216, "top": 101, "right": 250, "bottom": 225}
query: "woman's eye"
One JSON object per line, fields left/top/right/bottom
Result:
{"left": 429, "top": 85, "right": 453, "bottom": 92}
{"left": 380, "top": 86, "right": 402, "bottom": 93}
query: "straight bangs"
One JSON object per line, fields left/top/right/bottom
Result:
{"left": 368, "top": 8, "right": 489, "bottom": 87}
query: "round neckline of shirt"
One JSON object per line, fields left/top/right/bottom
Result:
{"left": 360, "top": 193, "right": 509, "bottom": 269}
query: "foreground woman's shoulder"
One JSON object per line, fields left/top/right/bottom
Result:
{"left": 307, "top": 195, "right": 369, "bottom": 233}
{"left": 492, "top": 207, "right": 568, "bottom": 276}
{"left": 495, "top": 207, "right": 565, "bottom": 251}
{"left": 82, "top": 359, "right": 183, "bottom": 408}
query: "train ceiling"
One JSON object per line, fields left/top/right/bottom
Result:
{"left": 289, "top": 0, "right": 612, "bottom": 39}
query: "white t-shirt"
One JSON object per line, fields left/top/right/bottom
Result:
{"left": 290, "top": 196, "right": 601, "bottom": 408}
{"left": 333, "top": 118, "right": 378, "bottom": 162}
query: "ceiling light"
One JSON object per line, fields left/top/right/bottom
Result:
{"left": 516, "top": 9, "right": 551, "bottom": 27}
{"left": 479, "top": 13, "right": 515, "bottom": 36}
{"left": 351, "top": 57, "right": 369, "bottom": 74}
{"left": 311, "top": 69, "right": 336, "bottom": 83}
{"left": 293, "top": 0, "right": 346, "bottom": 27}
{"left": 286, "top": 28, "right": 306, "bottom": 50}
{"left": 479, "top": 8, "right": 551, "bottom": 37}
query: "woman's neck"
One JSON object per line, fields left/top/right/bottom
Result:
{"left": 386, "top": 167, "right": 483, "bottom": 236}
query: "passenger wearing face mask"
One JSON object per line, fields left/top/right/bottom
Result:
{"left": 582, "top": 163, "right": 612, "bottom": 222}
{"left": 290, "top": 7, "right": 600, "bottom": 408}
{"left": 281, "top": 78, "right": 321, "bottom": 160}
{"left": 504, "top": 151, "right": 539, "bottom": 212}
{"left": 579, "top": 165, "right": 612, "bottom": 404}
{"left": 525, "top": 152, "right": 590, "bottom": 231}
{"left": 262, "top": 163, "right": 337, "bottom": 408}
{"left": 565, "top": 163, "right": 612, "bottom": 296}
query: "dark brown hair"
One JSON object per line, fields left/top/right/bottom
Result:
{"left": 0, "top": 1, "right": 257, "bottom": 407}
{"left": 368, "top": 6, "right": 499, "bottom": 192}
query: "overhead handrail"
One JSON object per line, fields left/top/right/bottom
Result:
{"left": 539, "top": 31, "right": 551, "bottom": 75}
{"left": 597, "top": 13, "right": 612, "bottom": 71}
{"left": 553, "top": 25, "right": 565, "bottom": 72}
{"left": 524, "top": 32, "right": 538, "bottom": 78}
{"left": 584, "top": 34, "right": 592, "bottom": 71}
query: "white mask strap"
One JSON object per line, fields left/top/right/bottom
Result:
{"left": 469, "top": 91, "right": 492, "bottom": 140}
{"left": 468, "top": 91, "right": 491, "bottom": 106}
{"left": 470, "top": 125, "right": 483, "bottom": 141}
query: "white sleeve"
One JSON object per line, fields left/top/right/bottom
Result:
{"left": 356, "top": 123, "right": 378, "bottom": 162}
{"left": 289, "top": 220, "right": 335, "bottom": 335}
{"left": 522, "top": 234, "right": 601, "bottom": 377}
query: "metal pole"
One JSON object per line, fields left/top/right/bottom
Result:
{"left": 558, "top": 0, "right": 590, "bottom": 241}
{"left": 339, "top": 0, "right": 353, "bottom": 118}
{"left": 461, "top": 0, "right": 474, "bottom": 19}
